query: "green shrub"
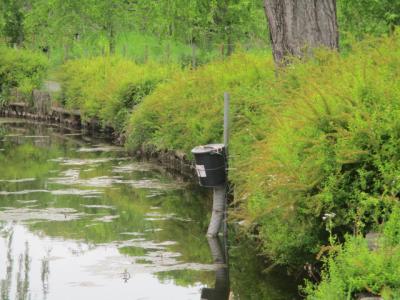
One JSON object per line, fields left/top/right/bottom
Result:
{"left": 125, "top": 52, "right": 276, "bottom": 154}
{"left": 0, "top": 46, "right": 48, "bottom": 105}
{"left": 55, "top": 32, "right": 400, "bottom": 285}
{"left": 305, "top": 208, "right": 400, "bottom": 299}
{"left": 112, "top": 79, "right": 160, "bottom": 132}
{"left": 243, "top": 34, "right": 400, "bottom": 267}
{"left": 125, "top": 35, "right": 400, "bottom": 269}
{"left": 57, "top": 56, "right": 178, "bottom": 132}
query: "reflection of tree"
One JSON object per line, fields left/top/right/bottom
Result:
{"left": 0, "top": 125, "right": 5, "bottom": 140}
{"left": 0, "top": 230, "right": 51, "bottom": 300}
{"left": 0, "top": 142, "right": 60, "bottom": 181}
{"left": 29, "top": 186, "right": 213, "bottom": 267}
{"left": 156, "top": 269, "right": 213, "bottom": 288}
{"left": 16, "top": 242, "right": 31, "bottom": 300}
{"left": 41, "top": 249, "right": 51, "bottom": 300}
{"left": 1, "top": 231, "right": 13, "bottom": 300}
{"left": 0, "top": 121, "right": 232, "bottom": 297}
{"left": 200, "top": 237, "right": 230, "bottom": 300}
{"left": 229, "top": 236, "right": 300, "bottom": 300}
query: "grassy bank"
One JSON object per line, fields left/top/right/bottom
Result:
{"left": 57, "top": 56, "right": 179, "bottom": 132}
{"left": 126, "top": 34, "right": 400, "bottom": 263}
{"left": 124, "top": 34, "right": 400, "bottom": 298}
{"left": 2, "top": 34, "right": 400, "bottom": 298}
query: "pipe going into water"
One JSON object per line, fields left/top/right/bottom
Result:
{"left": 207, "top": 185, "right": 226, "bottom": 237}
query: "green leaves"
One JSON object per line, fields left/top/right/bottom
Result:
{"left": 1, "top": 0, "right": 25, "bottom": 46}
{"left": 0, "top": 46, "right": 48, "bottom": 101}
{"left": 306, "top": 208, "right": 400, "bottom": 299}
{"left": 57, "top": 56, "right": 178, "bottom": 131}
{"left": 338, "top": 0, "right": 400, "bottom": 40}
{"left": 2, "top": 0, "right": 268, "bottom": 64}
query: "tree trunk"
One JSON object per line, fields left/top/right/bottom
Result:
{"left": 109, "top": 25, "right": 116, "bottom": 55}
{"left": 191, "top": 42, "right": 197, "bottom": 69}
{"left": 226, "top": 32, "right": 234, "bottom": 56}
{"left": 264, "top": 0, "right": 339, "bottom": 65}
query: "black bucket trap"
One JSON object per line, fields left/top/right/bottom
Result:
{"left": 191, "top": 144, "right": 227, "bottom": 187}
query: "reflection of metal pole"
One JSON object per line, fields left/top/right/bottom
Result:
{"left": 201, "top": 237, "right": 230, "bottom": 300}
{"left": 207, "top": 185, "right": 226, "bottom": 237}
{"left": 207, "top": 93, "right": 230, "bottom": 237}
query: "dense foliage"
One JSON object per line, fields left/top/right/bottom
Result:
{"left": 1, "top": 0, "right": 398, "bottom": 65}
{"left": 1, "top": 1, "right": 400, "bottom": 298}
{"left": 338, "top": 0, "right": 400, "bottom": 38}
{"left": 1, "top": 0, "right": 268, "bottom": 65}
{"left": 125, "top": 51, "right": 275, "bottom": 155}
{"left": 57, "top": 56, "right": 179, "bottom": 131}
{"left": 52, "top": 35, "right": 400, "bottom": 298}
{"left": 243, "top": 35, "right": 400, "bottom": 267}
{"left": 0, "top": 45, "right": 48, "bottom": 105}
{"left": 306, "top": 208, "right": 400, "bottom": 299}
{"left": 125, "top": 35, "right": 400, "bottom": 272}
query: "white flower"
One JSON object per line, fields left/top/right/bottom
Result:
{"left": 322, "top": 212, "right": 336, "bottom": 220}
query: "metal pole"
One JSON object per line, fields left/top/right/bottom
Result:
{"left": 223, "top": 92, "right": 230, "bottom": 156}
{"left": 207, "top": 185, "right": 226, "bottom": 237}
{"left": 207, "top": 93, "right": 230, "bottom": 237}
{"left": 200, "top": 237, "right": 230, "bottom": 300}
{"left": 223, "top": 92, "right": 229, "bottom": 238}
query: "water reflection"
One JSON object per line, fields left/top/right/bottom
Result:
{"left": 15, "top": 242, "right": 30, "bottom": 300}
{"left": 0, "top": 119, "right": 300, "bottom": 300}
{"left": 0, "top": 229, "right": 13, "bottom": 300}
{"left": 41, "top": 250, "right": 50, "bottom": 299}
{"left": 201, "top": 237, "right": 230, "bottom": 300}
{"left": 0, "top": 120, "right": 215, "bottom": 299}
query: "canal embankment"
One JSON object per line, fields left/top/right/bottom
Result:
{"left": 2, "top": 36, "right": 400, "bottom": 298}
{"left": 0, "top": 88, "right": 195, "bottom": 179}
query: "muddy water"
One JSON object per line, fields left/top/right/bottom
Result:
{"left": 0, "top": 119, "right": 299, "bottom": 300}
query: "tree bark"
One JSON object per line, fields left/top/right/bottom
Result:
{"left": 264, "top": 0, "right": 339, "bottom": 65}
{"left": 108, "top": 24, "right": 116, "bottom": 55}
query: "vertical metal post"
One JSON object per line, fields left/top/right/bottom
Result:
{"left": 222, "top": 92, "right": 230, "bottom": 238}
{"left": 224, "top": 92, "right": 230, "bottom": 156}
{"left": 201, "top": 237, "right": 230, "bottom": 300}
{"left": 207, "top": 93, "right": 230, "bottom": 237}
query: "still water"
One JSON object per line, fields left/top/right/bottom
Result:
{"left": 0, "top": 118, "right": 299, "bottom": 300}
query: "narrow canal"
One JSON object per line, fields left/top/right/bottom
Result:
{"left": 0, "top": 118, "right": 299, "bottom": 300}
